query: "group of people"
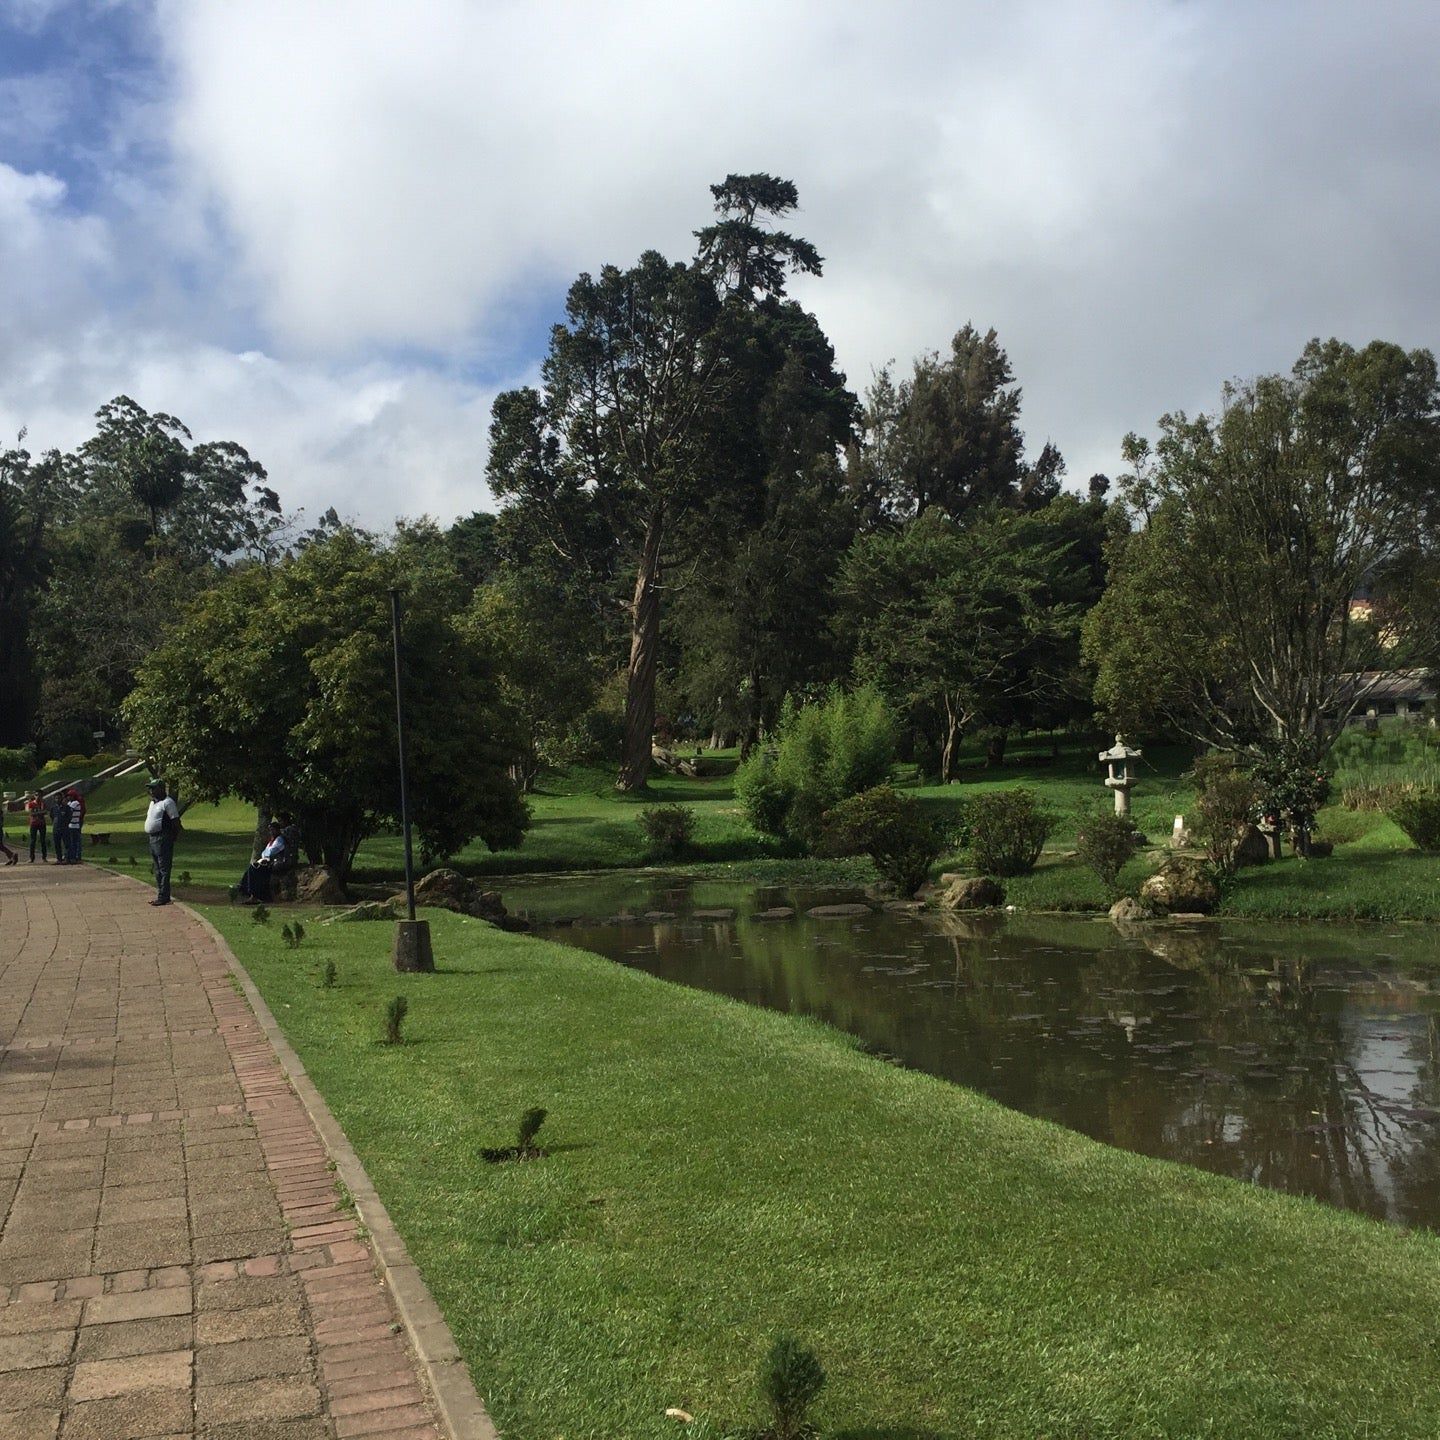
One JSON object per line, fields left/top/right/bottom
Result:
{"left": 3, "top": 774, "right": 300, "bottom": 912}
{"left": 0, "top": 787, "right": 88, "bottom": 866}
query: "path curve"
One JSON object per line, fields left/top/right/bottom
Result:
{"left": 0, "top": 863, "right": 487, "bottom": 1439}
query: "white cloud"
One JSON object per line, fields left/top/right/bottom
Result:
{"left": 7, "top": 0, "right": 1440, "bottom": 511}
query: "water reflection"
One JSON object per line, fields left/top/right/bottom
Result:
{"left": 513, "top": 875, "right": 1440, "bottom": 1228}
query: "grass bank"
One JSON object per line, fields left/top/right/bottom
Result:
{"left": 205, "top": 904, "right": 1440, "bottom": 1439}
{"left": 37, "top": 734, "right": 1440, "bottom": 920}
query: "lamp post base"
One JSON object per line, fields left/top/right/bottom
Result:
{"left": 392, "top": 919, "right": 434, "bottom": 973}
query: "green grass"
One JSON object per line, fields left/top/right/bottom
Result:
{"left": 60, "top": 735, "right": 1440, "bottom": 919}
{"left": 205, "top": 904, "right": 1440, "bottom": 1439}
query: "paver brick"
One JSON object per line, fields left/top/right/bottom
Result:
{"left": 70, "top": 1348, "right": 191, "bottom": 1401}
{"left": 0, "top": 869, "right": 443, "bottom": 1437}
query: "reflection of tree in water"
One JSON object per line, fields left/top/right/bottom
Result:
{"left": 550, "top": 897, "right": 1440, "bottom": 1227}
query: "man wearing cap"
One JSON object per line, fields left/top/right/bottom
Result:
{"left": 144, "top": 778, "right": 181, "bottom": 906}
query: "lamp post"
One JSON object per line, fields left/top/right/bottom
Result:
{"left": 389, "top": 587, "right": 433, "bottom": 973}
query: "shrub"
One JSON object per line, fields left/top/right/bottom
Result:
{"left": 1389, "top": 788, "right": 1440, "bottom": 851}
{"left": 735, "top": 686, "right": 896, "bottom": 847}
{"left": 281, "top": 921, "right": 306, "bottom": 949}
{"left": 637, "top": 804, "right": 695, "bottom": 859}
{"left": 966, "top": 788, "right": 1051, "bottom": 876}
{"left": 1073, "top": 802, "right": 1137, "bottom": 898}
{"left": 251, "top": 905, "right": 270, "bottom": 925}
{"left": 321, "top": 960, "right": 337, "bottom": 989}
{"left": 735, "top": 747, "right": 791, "bottom": 836}
{"left": 0, "top": 745, "right": 35, "bottom": 787}
{"left": 818, "top": 786, "right": 941, "bottom": 894}
{"left": 1252, "top": 738, "right": 1332, "bottom": 852}
{"left": 1189, "top": 752, "right": 1261, "bottom": 877}
{"left": 382, "top": 994, "right": 408, "bottom": 1045}
{"left": 481, "top": 1106, "right": 550, "bottom": 1162}
{"left": 759, "top": 1335, "right": 826, "bottom": 1440}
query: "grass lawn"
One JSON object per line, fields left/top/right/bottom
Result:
{"left": 32, "top": 734, "right": 1440, "bottom": 920}
{"left": 204, "top": 903, "right": 1440, "bottom": 1439}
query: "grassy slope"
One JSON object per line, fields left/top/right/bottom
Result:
{"left": 207, "top": 905, "right": 1440, "bottom": 1440}
{"left": 61, "top": 738, "right": 1440, "bottom": 919}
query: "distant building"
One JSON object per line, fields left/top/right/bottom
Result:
{"left": 1337, "top": 669, "right": 1436, "bottom": 726}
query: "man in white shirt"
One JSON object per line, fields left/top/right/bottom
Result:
{"left": 143, "top": 778, "right": 181, "bottom": 906}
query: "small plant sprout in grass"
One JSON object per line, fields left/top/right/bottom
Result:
{"left": 481, "top": 1106, "right": 550, "bottom": 1163}
{"left": 757, "top": 1335, "right": 825, "bottom": 1440}
{"left": 382, "top": 994, "right": 408, "bottom": 1045}
{"left": 321, "top": 959, "right": 337, "bottom": 989}
{"left": 281, "top": 921, "right": 306, "bottom": 949}
{"left": 127, "top": 855, "right": 137, "bottom": 866}
{"left": 179, "top": 870, "right": 192, "bottom": 886}
{"left": 251, "top": 904, "right": 270, "bottom": 925}
{"left": 107, "top": 854, "right": 117, "bottom": 863}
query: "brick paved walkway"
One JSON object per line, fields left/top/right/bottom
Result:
{"left": 0, "top": 865, "right": 445, "bottom": 1439}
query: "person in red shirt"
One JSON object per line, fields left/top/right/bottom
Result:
{"left": 24, "top": 790, "right": 48, "bottom": 862}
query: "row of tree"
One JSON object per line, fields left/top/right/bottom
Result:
{"left": 5, "top": 172, "right": 1438, "bottom": 877}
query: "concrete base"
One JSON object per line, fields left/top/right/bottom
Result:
{"left": 392, "top": 918, "right": 434, "bottom": 973}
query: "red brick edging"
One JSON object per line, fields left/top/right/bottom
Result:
{"left": 182, "top": 899, "right": 499, "bottom": 1440}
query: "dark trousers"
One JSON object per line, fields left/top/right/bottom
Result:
{"left": 67, "top": 828, "right": 82, "bottom": 863}
{"left": 150, "top": 834, "right": 175, "bottom": 903}
{"left": 28, "top": 827, "right": 47, "bottom": 861}
{"left": 53, "top": 825, "right": 68, "bottom": 861}
{"left": 238, "top": 863, "right": 273, "bottom": 902}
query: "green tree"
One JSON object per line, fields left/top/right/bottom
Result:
{"left": 0, "top": 444, "right": 64, "bottom": 745}
{"left": 839, "top": 503, "right": 1095, "bottom": 781}
{"left": 123, "top": 529, "right": 528, "bottom": 878}
{"left": 489, "top": 175, "right": 849, "bottom": 790}
{"left": 1085, "top": 339, "right": 1440, "bottom": 754}
{"left": 852, "top": 325, "right": 1051, "bottom": 523}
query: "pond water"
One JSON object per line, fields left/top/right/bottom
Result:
{"left": 508, "top": 872, "right": 1440, "bottom": 1229}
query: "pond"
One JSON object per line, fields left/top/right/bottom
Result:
{"left": 508, "top": 872, "right": 1440, "bottom": 1229}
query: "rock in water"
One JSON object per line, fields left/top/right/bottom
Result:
{"left": 1139, "top": 856, "right": 1220, "bottom": 915}
{"left": 412, "top": 868, "right": 523, "bottom": 928}
{"left": 806, "top": 903, "right": 874, "bottom": 918}
{"left": 1109, "top": 896, "right": 1155, "bottom": 923}
{"left": 939, "top": 876, "right": 1006, "bottom": 911}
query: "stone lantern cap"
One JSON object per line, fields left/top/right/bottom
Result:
{"left": 1097, "top": 735, "right": 1142, "bottom": 764}
{"left": 1099, "top": 734, "right": 1142, "bottom": 789}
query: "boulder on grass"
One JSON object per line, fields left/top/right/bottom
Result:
{"left": 939, "top": 876, "right": 1006, "bottom": 911}
{"left": 1233, "top": 825, "right": 1270, "bottom": 868}
{"left": 295, "top": 865, "right": 347, "bottom": 906}
{"left": 329, "top": 899, "right": 399, "bottom": 923}
{"left": 1139, "top": 856, "right": 1220, "bottom": 915}
{"left": 412, "top": 868, "right": 526, "bottom": 929}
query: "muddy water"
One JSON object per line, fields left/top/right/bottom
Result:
{"left": 509, "top": 873, "right": 1440, "bottom": 1228}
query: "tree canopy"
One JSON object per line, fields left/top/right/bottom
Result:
{"left": 1085, "top": 339, "right": 1440, "bottom": 756}
{"left": 123, "top": 529, "right": 528, "bottom": 878}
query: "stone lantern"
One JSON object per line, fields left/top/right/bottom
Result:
{"left": 1098, "top": 735, "right": 1142, "bottom": 818}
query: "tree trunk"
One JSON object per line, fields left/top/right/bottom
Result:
{"left": 617, "top": 512, "right": 663, "bottom": 792}
{"left": 940, "top": 720, "right": 961, "bottom": 784}
{"left": 984, "top": 728, "right": 1009, "bottom": 769}
{"left": 252, "top": 805, "right": 271, "bottom": 861}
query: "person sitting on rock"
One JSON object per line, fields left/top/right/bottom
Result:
{"left": 235, "top": 821, "right": 287, "bottom": 905}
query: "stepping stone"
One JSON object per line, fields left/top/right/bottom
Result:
{"left": 806, "top": 904, "right": 873, "bottom": 918}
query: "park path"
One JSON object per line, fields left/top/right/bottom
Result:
{"left": 0, "top": 864, "right": 445, "bottom": 1440}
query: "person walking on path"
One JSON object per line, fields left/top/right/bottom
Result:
{"left": 65, "top": 785, "right": 85, "bottom": 863}
{"left": 144, "top": 776, "right": 181, "bottom": 905}
{"left": 50, "top": 790, "right": 71, "bottom": 864}
{"left": 24, "top": 788, "right": 48, "bottom": 862}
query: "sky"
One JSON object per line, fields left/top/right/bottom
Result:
{"left": 2, "top": 0, "right": 1438, "bottom": 528}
